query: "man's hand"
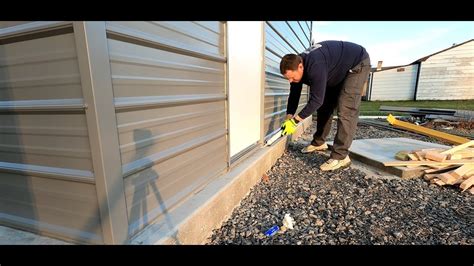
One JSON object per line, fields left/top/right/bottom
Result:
{"left": 281, "top": 118, "right": 298, "bottom": 135}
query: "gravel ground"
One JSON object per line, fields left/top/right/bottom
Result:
{"left": 208, "top": 118, "right": 474, "bottom": 245}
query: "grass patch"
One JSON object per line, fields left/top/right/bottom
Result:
{"left": 359, "top": 100, "right": 474, "bottom": 116}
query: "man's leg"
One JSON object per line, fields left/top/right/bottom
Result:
{"left": 311, "top": 88, "right": 339, "bottom": 146}
{"left": 331, "top": 57, "right": 371, "bottom": 160}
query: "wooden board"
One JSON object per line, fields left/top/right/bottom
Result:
{"left": 327, "top": 138, "right": 450, "bottom": 179}
{"left": 384, "top": 160, "right": 474, "bottom": 167}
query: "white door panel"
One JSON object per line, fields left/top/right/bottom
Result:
{"left": 228, "top": 21, "right": 263, "bottom": 157}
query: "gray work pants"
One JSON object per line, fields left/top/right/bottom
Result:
{"left": 311, "top": 56, "right": 371, "bottom": 160}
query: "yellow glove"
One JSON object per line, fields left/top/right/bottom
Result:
{"left": 281, "top": 118, "right": 298, "bottom": 135}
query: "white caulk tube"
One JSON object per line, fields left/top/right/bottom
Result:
{"left": 264, "top": 129, "right": 283, "bottom": 146}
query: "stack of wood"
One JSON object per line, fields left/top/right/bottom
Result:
{"left": 389, "top": 140, "right": 474, "bottom": 194}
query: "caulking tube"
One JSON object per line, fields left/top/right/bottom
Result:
{"left": 264, "top": 129, "right": 283, "bottom": 146}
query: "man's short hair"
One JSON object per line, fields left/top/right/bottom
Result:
{"left": 280, "top": 54, "right": 302, "bottom": 75}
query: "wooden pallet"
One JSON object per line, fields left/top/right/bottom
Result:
{"left": 385, "top": 141, "right": 474, "bottom": 194}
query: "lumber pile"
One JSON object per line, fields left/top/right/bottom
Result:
{"left": 385, "top": 140, "right": 474, "bottom": 194}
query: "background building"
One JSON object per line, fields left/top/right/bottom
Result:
{"left": 366, "top": 39, "right": 474, "bottom": 101}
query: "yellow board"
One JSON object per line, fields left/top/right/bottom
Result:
{"left": 386, "top": 114, "right": 471, "bottom": 145}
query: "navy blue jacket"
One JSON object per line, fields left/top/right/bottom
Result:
{"left": 286, "top": 40, "right": 368, "bottom": 119}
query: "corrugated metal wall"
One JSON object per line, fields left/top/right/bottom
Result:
{"left": 264, "top": 21, "right": 312, "bottom": 139}
{"left": 0, "top": 22, "right": 31, "bottom": 29}
{"left": 416, "top": 40, "right": 474, "bottom": 100}
{"left": 0, "top": 28, "right": 103, "bottom": 243}
{"left": 104, "top": 21, "right": 227, "bottom": 237}
{"left": 1, "top": 20, "right": 313, "bottom": 244}
{"left": 369, "top": 64, "right": 419, "bottom": 101}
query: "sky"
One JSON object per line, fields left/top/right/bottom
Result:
{"left": 312, "top": 21, "right": 474, "bottom": 67}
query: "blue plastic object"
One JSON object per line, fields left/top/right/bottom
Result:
{"left": 264, "top": 225, "right": 279, "bottom": 236}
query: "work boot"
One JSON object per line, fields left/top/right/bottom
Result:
{"left": 320, "top": 156, "right": 351, "bottom": 171}
{"left": 301, "top": 143, "right": 328, "bottom": 153}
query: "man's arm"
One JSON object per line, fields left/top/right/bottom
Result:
{"left": 286, "top": 82, "right": 303, "bottom": 118}
{"left": 294, "top": 70, "right": 328, "bottom": 122}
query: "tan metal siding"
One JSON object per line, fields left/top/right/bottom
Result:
{"left": 303, "top": 21, "right": 312, "bottom": 37}
{"left": 287, "top": 21, "right": 310, "bottom": 47}
{"left": 106, "top": 21, "right": 224, "bottom": 60}
{"left": 369, "top": 64, "right": 419, "bottom": 101}
{"left": 0, "top": 33, "right": 92, "bottom": 172}
{"left": 0, "top": 22, "right": 31, "bottom": 30}
{"left": 267, "top": 22, "right": 307, "bottom": 54}
{"left": 264, "top": 21, "right": 311, "bottom": 138}
{"left": 0, "top": 173, "right": 102, "bottom": 243}
{"left": 0, "top": 34, "right": 82, "bottom": 100}
{"left": 0, "top": 32, "right": 101, "bottom": 243}
{"left": 105, "top": 22, "right": 227, "bottom": 237}
{"left": 0, "top": 113, "right": 91, "bottom": 170}
{"left": 417, "top": 41, "right": 474, "bottom": 100}
{"left": 303, "top": 22, "right": 312, "bottom": 43}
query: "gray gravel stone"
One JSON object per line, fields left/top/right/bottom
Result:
{"left": 208, "top": 119, "right": 474, "bottom": 245}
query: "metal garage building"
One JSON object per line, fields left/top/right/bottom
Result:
{"left": 366, "top": 39, "right": 473, "bottom": 101}
{"left": 367, "top": 64, "right": 419, "bottom": 101}
{"left": 0, "top": 21, "right": 312, "bottom": 244}
{"left": 415, "top": 39, "right": 474, "bottom": 100}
